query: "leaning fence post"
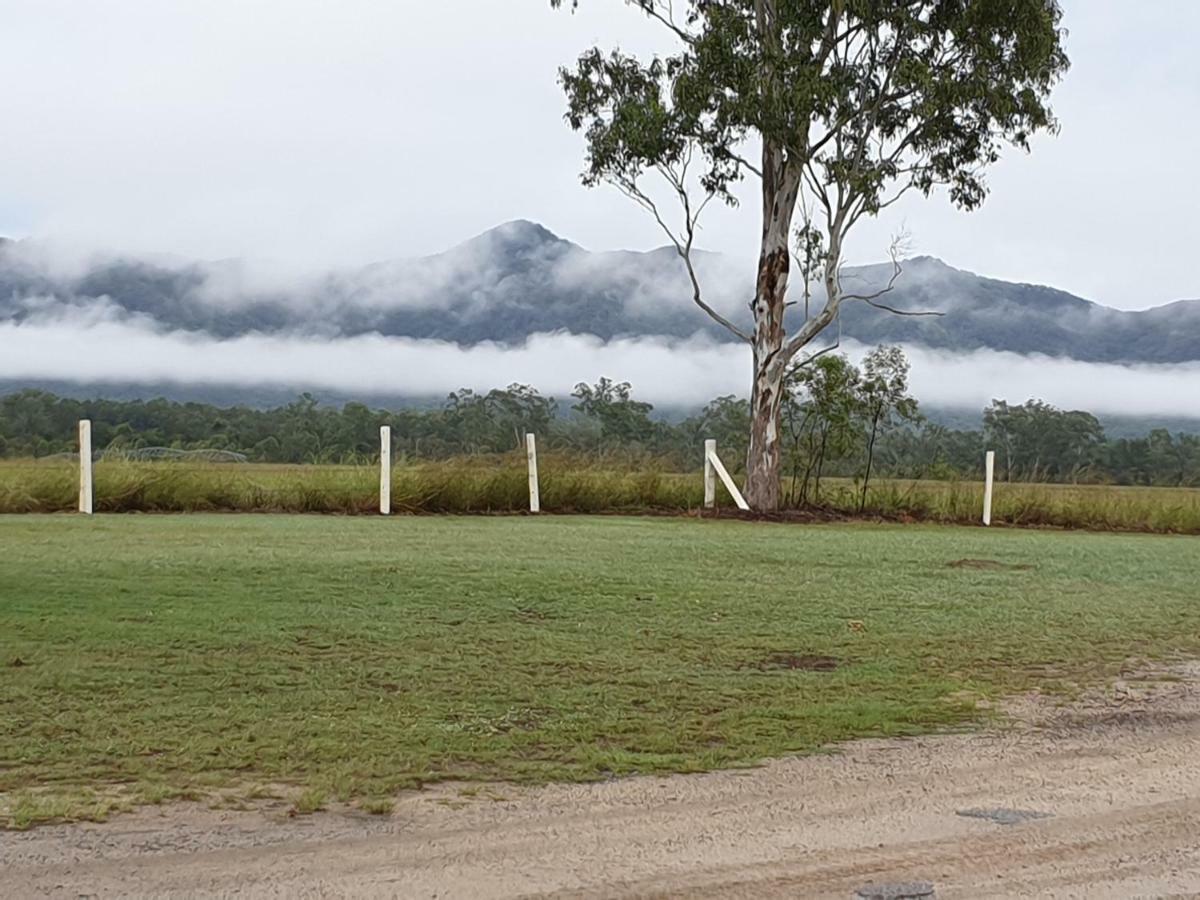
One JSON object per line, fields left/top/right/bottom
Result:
{"left": 983, "top": 450, "right": 995, "bottom": 526}
{"left": 379, "top": 426, "right": 391, "bottom": 515}
{"left": 526, "top": 433, "right": 540, "bottom": 513}
{"left": 706, "top": 441, "right": 750, "bottom": 511}
{"left": 78, "top": 419, "right": 93, "bottom": 515}
{"left": 703, "top": 439, "right": 716, "bottom": 509}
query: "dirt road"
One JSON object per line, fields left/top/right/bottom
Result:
{"left": 4, "top": 665, "right": 1199, "bottom": 899}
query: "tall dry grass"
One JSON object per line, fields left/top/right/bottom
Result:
{"left": 0, "top": 456, "right": 701, "bottom": 516}
{"left": 3, "top": 458, "right": 1200, "bottom": 533}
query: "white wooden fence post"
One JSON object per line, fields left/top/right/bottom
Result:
{"left": 379, "top": 426, "right": 391, "bottom": 515}
{"left": 983, "top": 449, "right": 995, "bottom": 526}
{"left": 703, "top": 439, "right": 716, "bottom": 509}
{"left": 78, "top": 419, "right": 93, "bottom": 515}
{"left": 526, "top": 433, "right": 540, "bottom": 513}
{"left": 704, "top": 440, "right": 750, "bottom": 511}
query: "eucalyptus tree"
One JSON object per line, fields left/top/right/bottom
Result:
{"left": 857, "top": 344, "right": 919, "bottom": 509}
{"left": 571, "top": 377, "right": 658, "bottom": 449}
{"left": 984, "top": 399, "right": 1104, "bottom": 482}
{"left": 553, "top": 0, "right": 1068, "bottom": 509}
{"left": 781, "top": 353, "right": 862, "bottom": 505}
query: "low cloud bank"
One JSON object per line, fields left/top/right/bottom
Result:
{"left": 1, "top": 320, "right": 744, "bottom": 406}
{"left": 3, "top": 317, "right": 1199, "bottom": 419}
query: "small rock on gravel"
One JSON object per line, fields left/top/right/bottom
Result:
{"left": 855, "top": 881, "right": 936, "bottom": 899}
{"left": 956, "top": 807, "right": 1052, "bottom": 826}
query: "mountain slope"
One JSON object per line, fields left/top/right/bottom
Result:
{"left": 2, "top": 220, "right": 1198, "bottom": 363}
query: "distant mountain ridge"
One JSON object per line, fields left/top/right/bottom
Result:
{"left": 2, "top": 220, "right": 1198, "bottom": 363}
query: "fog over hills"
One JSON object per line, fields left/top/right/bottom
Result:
{"left": 3, "top": 220, "right": 1198, "bottom": 362}
{"left": 1, "top": 222, "right": 1199, "bottom": 423}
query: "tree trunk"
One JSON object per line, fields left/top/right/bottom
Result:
{"left": 799, "top": 434, "right": 817, "bottom": 506}
{"left": 860, "top": 411, "right": 881, "bottom": 513}
{"left": 743, "top": 144, "right": 800, "bottom": 512}
{"left": 814, "top": 426, "right": 829, "bottom": 502}
{"left": 745, "top": 357, "right": 785, "bottom": 510}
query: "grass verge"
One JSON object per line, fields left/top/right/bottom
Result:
{"left": 2, "top": 514, "right": 1199, "bottom": 828}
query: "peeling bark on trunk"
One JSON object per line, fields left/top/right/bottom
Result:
{"left": 743, "top": 143, "right": 799, "bottom": 512}
{"left": 745, "top": 356, "right": 785, "bottom": 510}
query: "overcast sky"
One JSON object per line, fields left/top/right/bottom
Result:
{"left": 1, "top": 0, "right": 1197, "bottom": 310}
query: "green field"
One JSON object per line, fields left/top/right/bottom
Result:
{"left": 2, "top": 514, "right": 1199, "bottom": 828}
{"left": 4, "top": 457, "right": 1200, "bottom": 532}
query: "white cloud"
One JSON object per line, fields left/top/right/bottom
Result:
{"left": 3, "top": 317, "right": 1199, "bottom": 419}
{"left": 898, "top": 344, "right": 1200, "bottom": 419}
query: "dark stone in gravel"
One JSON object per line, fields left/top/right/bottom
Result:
{"left": 855, "top": 882, "right": 936, "bottom": 899}
{"left": 956, "top": 807, "right": 1053, "bottom": 826}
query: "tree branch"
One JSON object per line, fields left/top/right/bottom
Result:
{"left": 859, "top": 296, "right": 943, "bottom": 317}
{"left": 838, "top": 239, "right": 943, "bottom": 317}
{"left": 611, "top": 165, "right": 753, "bottom": 344}
{"left": 636, "top": 0, "right": 695, "bottom": 45}
{"left": 790, "top": 335, "right": 842, "bottom": 371}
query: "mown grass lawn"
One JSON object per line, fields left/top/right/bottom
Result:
{"left": 2, "top": 513, "right": 1198, "bottom": 828}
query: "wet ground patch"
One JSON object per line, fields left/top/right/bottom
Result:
{"left": 946, "top": 558, "right": 1035, "bottom": 571}
{"left": 748, "top": 653, "right": 842, "bottom": 672}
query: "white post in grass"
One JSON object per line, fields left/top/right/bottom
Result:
{"left": 983, "top": 450, "right": 995, "bottom": 526}
{"left": 78, "top": 419, "right": 93, "bottom": 515}
{"left": 704, "top": 440, "right": 750, "bottom": 511}
{"left": 703, "top": 439, "right": 717, "bottom": 509}
{"left": 379, "top": 425, "right": 391, "bottom": 515}
{"left": 526, "top": 432, "right": 540, "bottom": 513}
